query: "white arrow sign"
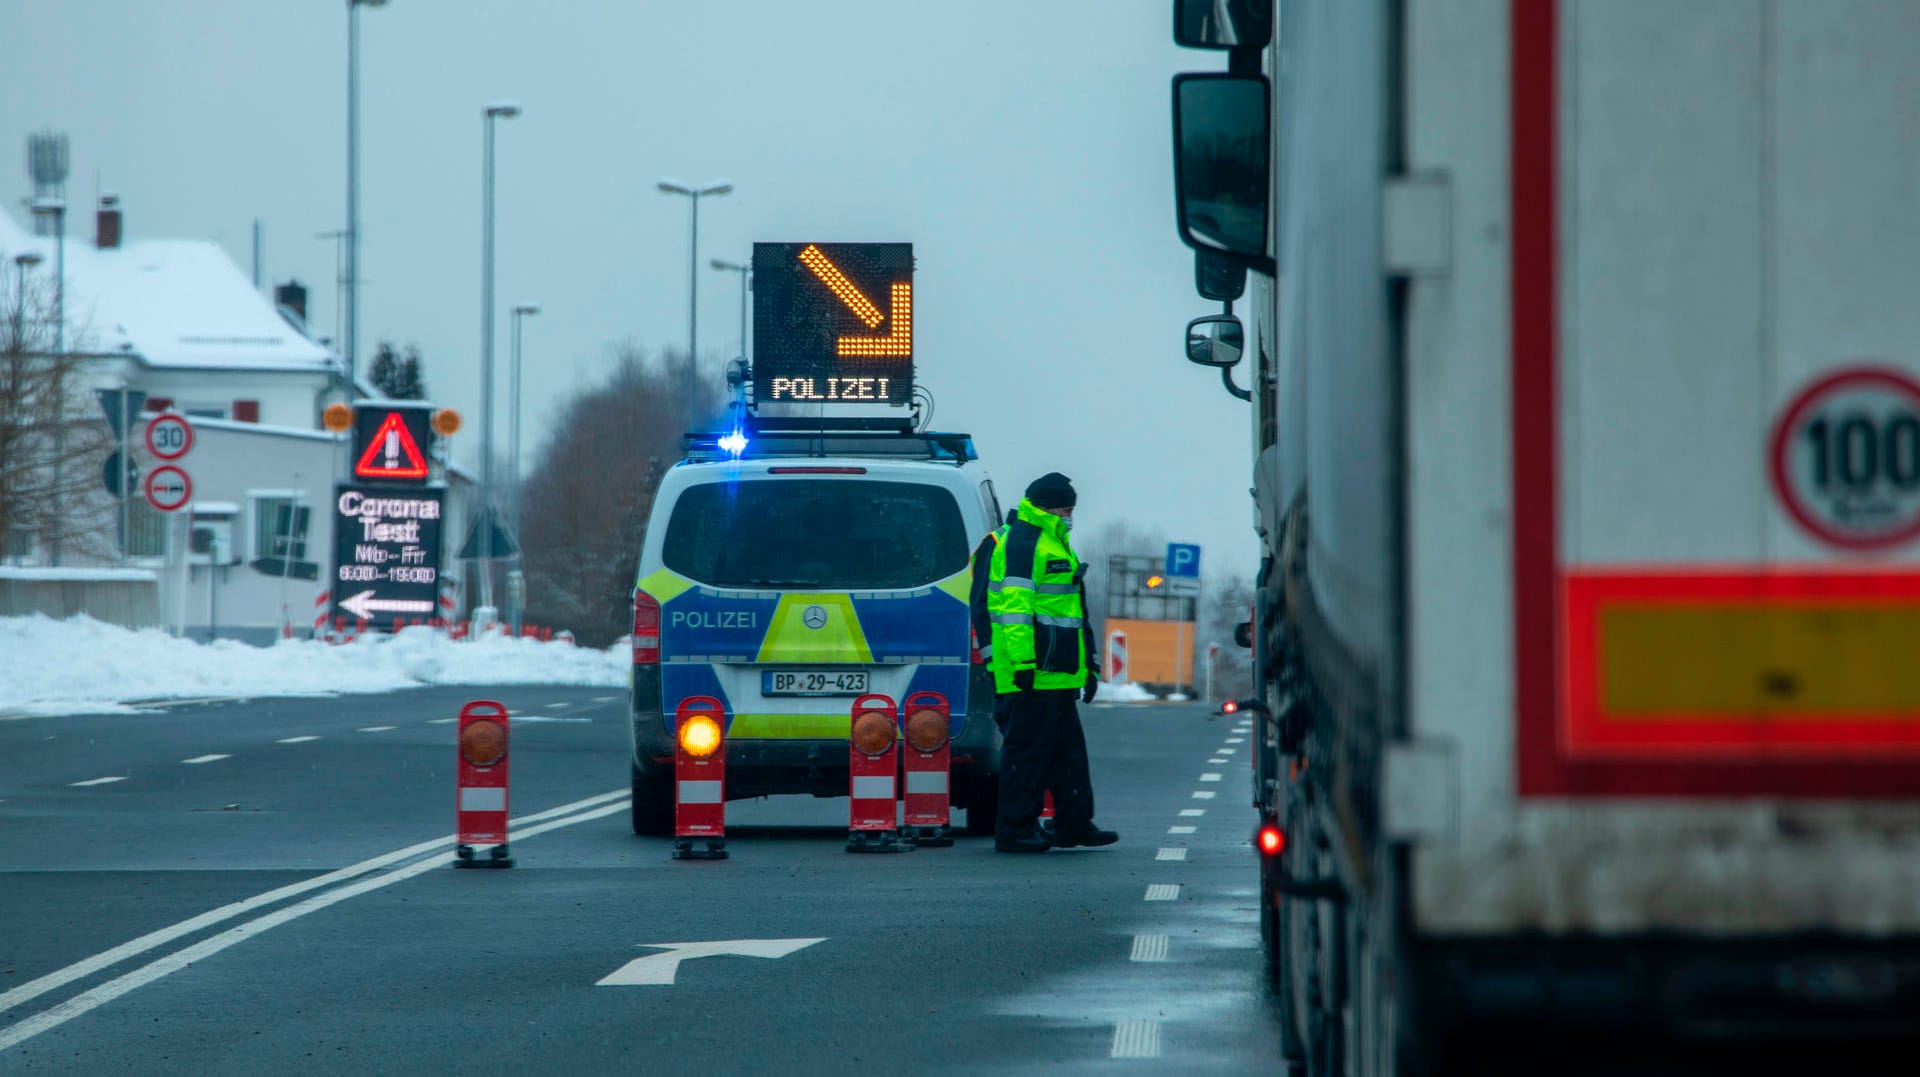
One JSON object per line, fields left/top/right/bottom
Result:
{"left": 594, "top": 938, "right": 827, "bottom": 987}
{"left": 338, "top": 590, "right": 436, "bottom": 621}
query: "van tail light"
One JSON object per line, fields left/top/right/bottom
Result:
{"left": 632, "top": 590, "right": 661, "bottom": 665}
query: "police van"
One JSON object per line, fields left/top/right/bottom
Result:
{"left": 628, "top": 420, "right": 1004, "bottom": 836}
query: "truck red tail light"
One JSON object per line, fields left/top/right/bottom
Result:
{"left": 632, "top": 590, "right": 661, "bottom": 665}
{"left": 1258, "top": 823, "right": 1286, "bottom": 856}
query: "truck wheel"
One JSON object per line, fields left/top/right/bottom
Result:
{"left": 963, "top": 779, "right": 998, "bottom": 836}
{"left": 630, "top": 765, "right": 673, "bottom": 836}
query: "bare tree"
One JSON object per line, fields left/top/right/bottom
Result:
{"left": 517, "top": 344, "right": 723, "bottom": 644}
{"left": 0, "top": 256, "right": 116, "bottom": 564}
{"left": 1201, "top": 573, "right": 1255, "bottom": 702}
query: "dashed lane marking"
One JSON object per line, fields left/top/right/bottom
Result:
{"left": 1144, "top": 884, "right": 1180, "bottom": 902}
{"left": 0, "top": 789, "right": 632, "bottom": 1050}
{"left": 1225, "top": 737, "right": 1245, "bottom": 744}
{"left": 593, "top": 695, "right": 619, "bottom": 703}
{"left": 1217, "top": 747, "right": 1237, "bottom": 755}
{"left": 1209, "top": 757, "right": 1229, "bottom": 765}
{"left": 1156, "top": 848, "right": 1188, "bottom": 862}
{"left": 357, "top": 726, "right": 396, "bottom": 733}
{"left": 546, "top": 702, "right": 572, "bottom": 709}
{"left": 276, "top": 736, "right": 320, "bottom": 744}
{"left": 426, "top": 718, "right": 457, "bottom": 724}
{"left": 68, "top": 776, "right": 126, "bottom": 787}
{"left": 1110, "top": 1019, "right": 1162, "bottom": 1059}
{"left": 1179, "top": 808, "right": 1205, "bottom": 817}
{"left": 1191, "top": 791, "right": 1217, "bottom": 800}
{"left": 1200, "top": 773, "right": 1223, "bottom": 782}
{"left": 1168, "top": 826, "right": 1197, "bottom": 835}
{"left": 180, "top": 754, "right": 231, "bottom": 765}
{"left": 1129, "top": 934, "right": 1169, "bottom": 963}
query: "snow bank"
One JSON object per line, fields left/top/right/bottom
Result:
{"left": 0, "top": 566, "right": 158, "bottom": 582}
{"left": 0, "top": 615, "right": 627, "bottom": 718}
{"left": 1097, "top": 681, "right": 1157, "bottom": 703}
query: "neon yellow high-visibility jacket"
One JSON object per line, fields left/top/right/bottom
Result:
{"left": 987, "top": 497, "right": 1091, "bottom": 693}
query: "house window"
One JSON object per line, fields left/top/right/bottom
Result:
{"left": 127, "top": 502, "right": 167, "bottom": 558}
{"left": 183, "top": 404, "right": 226, "bottom": 420}
{"left": 250, "top": 494, "right": 311, "bottom": 561}
{"left": 232, "top": 400, "right": 260, "bottom": 423}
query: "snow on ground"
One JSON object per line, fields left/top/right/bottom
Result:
{"left": 1097, "top": 682, "right": 1157, "bottom": 703}
{"left": 0, "top": 615, "right": 627, "bottom": 718}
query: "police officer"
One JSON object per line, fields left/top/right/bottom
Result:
{"left": 986, "top": 473, "right": 1118, "bottom": 853}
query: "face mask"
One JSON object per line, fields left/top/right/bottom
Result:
{"left": 1061, "top": 517, "right": 1074, "bottom": 533}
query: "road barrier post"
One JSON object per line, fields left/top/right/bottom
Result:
{"left": 673, "top": 695, "right": 728, "bottom": 860}
{"left": 899, "top": 691, "right": 953, "bottom": 847}
{"left": 846, "top": 693, "right": 910, "bottom": 853}
{"left": 454, "top": 700, "right": 512, "bottom": 868}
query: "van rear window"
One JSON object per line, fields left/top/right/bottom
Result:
{"left": 662, "top": 479, "right": 968, "bottom": 590}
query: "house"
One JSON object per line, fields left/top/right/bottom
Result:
{"left": 0, "top": 199, "right": 474, "bottom": 642}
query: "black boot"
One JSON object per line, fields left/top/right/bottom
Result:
{"left": 1050, "top": 824, "right": 1118, "bottom": 848}
{"left": 994, "top": 828, "right": 1052, "bottom": 853}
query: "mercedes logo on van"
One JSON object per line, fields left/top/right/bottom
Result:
{"left": 802, "top": 605, "right": 829, "bottom": 630}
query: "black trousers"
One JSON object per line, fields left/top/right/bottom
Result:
{"left": 994, "top": 688, "right": 1094, "bottom": 842}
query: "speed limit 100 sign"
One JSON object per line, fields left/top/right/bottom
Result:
{"left": 145, "top": 412, "right": 193, "bottom": 461}
{"left": 1769, "top": 366, "right": 1920, "bottom": 550}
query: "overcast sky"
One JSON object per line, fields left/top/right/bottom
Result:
{"left": 2, "top": 1, "right": 1258, "bottom": 575}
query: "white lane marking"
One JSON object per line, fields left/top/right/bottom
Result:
{"left": 546, "top": 702, "right": 572, "bottom": 709}
{"left": 1128, "top": 934, "right": 1169, "bottom": 963}
{"left": 1168, "top": 826, "right": 1197, "bottom": 835}
{"left": 1217, "top": 747, "right": 1237, "bottom": 755}
{"left": 1225, "top": 737, "right": 1245, "bottom": 744}
{"left": 276, "top": 736, "right": 320, "bottom": 744}
{"left": 1156, "top": 848, "right": 1188, "bottom": 862}
{"left": 68, "top": 777, "right": 126, "bottom": 787}
{"left": 0, "top": 796, "right": 631, "bottom": 1053}
{"left": 595, "top": 938, "right": 827, "bottom": 987}
{"left": 1208, "top": 758, "right": 1229, "bottom": 765}
{"left": 1110, "top": 1019, "right": 1161, "bottom": 1059}
{"left": 121, "top": 696, "right": 247, "bottom": 709}
{"left": 356, "top": 726, "right": 396, "bottom": 733}
{"left": 593, "top": 695, "right": 619, "bottom": 703}
{"left": 426, "top": 718, "right": 458, "bottom": 725}
{"left": 1191, "top": 790, "right": 1217, "bottom": 800}
{"left": 1200, "top": 772, "right": 1223, "bottom": 782}
{"left": 180, "top": 754, "right": 231, "bottom": 765}
{"left": 1144, "top": 884, "right": 1180, "bottom": 902}
{"left": 0, "top": 787, "right": 628, "bottom": 1023}
{"left": 1179, "top": 808, "right": 1205, "bottom": 817}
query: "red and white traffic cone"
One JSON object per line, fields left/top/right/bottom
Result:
{"left": 673, "top": 696, "right": 728, "bottom": 860}
{"left": 900, "top": 691, "right": 954, "bottom": 847}
{"left": 847, "top": 694, "right": 910, "bottom": 853}
{"left": 454, "top": 700, "right": 512, "bottom": 868}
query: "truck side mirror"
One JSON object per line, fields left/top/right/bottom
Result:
{"left": 1172, "top": 0, "right": 1272, "bottom": 50}
{"left": 1233, "top": 621, "right": 1253, "bottom": 649}
{"left": 1172, "top": 73, "right": 1270, "bottom": 264}
{"left": 1195, "top": 249, "right": 1246, "bottom": 301}
{"left": 1186, "top": 314, "right": 1244, "bottom": 368}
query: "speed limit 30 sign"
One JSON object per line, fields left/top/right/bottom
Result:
{"left": 145, "top": 412, "right": 194, "bottom": 461}
{"left": 1769, "top": 365, "right": 1920, "bottom": 550}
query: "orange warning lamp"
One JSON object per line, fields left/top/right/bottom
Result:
{"left": 1146, "top": 575, "right": 1165, "bottom": 590}
{"left": 322, "top": 403, "right": 353, "bottom": 432}
{"left": 432, "top": 408, "right": 462, "bottom": 437}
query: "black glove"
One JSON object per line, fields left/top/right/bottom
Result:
{"left": 1081, "top": 674, "right": 1098, "bottom": 704}
{"left": 1014, "top": 669, "right": 1035, "bottom": 692}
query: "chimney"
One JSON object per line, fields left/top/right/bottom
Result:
{"left": 95, "top": 193, "right": 122, "bottom": 249}
{"left": 275, "top": 280, "right": 308, "bottom": 322}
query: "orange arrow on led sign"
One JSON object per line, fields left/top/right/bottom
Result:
{"left": 796, "top": 245, "right": 913, "bottom": 359}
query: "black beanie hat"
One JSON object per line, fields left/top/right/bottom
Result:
{"left": 1025, "top": 472, "right": 1077, "bottom": 509}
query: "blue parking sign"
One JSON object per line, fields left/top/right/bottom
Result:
{"left": 1166, "top": 543, "right": 1201, "bottom": 578}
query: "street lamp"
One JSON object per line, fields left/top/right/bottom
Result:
{"left": 345, "top": 0, "right": 387, "bottom": 387}
{"left": 316, "top": 228, "right": 348, "bottom": 349}
{"left": 476, "top": 100, "right": 520, "bottom": 620}
{"left": 710, "top": 258, "right": 750, "bottom": 361}
{"left": 657, "top": 179, "right": 732, "bottom": 367}
{"left": 30, "top": 197, "right": 66, "bottom": 566}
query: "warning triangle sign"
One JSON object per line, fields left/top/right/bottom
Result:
{"left": 354, "top": 411, "right": 431, "bottom": 480}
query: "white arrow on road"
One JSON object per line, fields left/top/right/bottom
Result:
{"left": 338, "top": 590, "right": 435, "bottom": 620}
{"left": 595, "top": 938, "right": 827, "bottom": 987}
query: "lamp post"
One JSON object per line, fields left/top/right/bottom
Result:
{"left": 710, "top": 258, "right": 750, "bottom": 361}
{"left": 317, "top": 229, "right": 349, "bottom": 350}
{"left": 30, "top": 197, "right": 66, "bottom": 566}
{"left": 345, "top": 0, "right": 387, "bottom": 386}
{"left": 657, "top": 179, "right": 732, "bottom": 368}
{"left": 475, "top": 101, "right": 520, "bottom": 621}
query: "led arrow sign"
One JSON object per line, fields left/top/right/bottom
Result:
{"left": 752, "top": 242, "right": 914, "bottom": 406}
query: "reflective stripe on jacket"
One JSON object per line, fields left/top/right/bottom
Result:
{"left": 988, "top": 498, "right": 1089, "bottom": 693}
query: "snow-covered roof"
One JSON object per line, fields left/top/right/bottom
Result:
{"left": 0, "top": 209, "right": 335, "bottom": 373}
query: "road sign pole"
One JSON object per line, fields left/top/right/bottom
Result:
{"left": 118, "top": 387, "right": 129, "bottom": 565}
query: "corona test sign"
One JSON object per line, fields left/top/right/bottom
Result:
{"left": 752, "top": 242, "right": 913, "bottom": 406}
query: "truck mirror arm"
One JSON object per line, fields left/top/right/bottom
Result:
{"left": 1221, "top": 364, "right": 1252, "bottom": 401}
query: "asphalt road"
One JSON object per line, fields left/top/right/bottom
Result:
{"left": 0, "top": 688, "right": 1281, "bottom": 1075}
